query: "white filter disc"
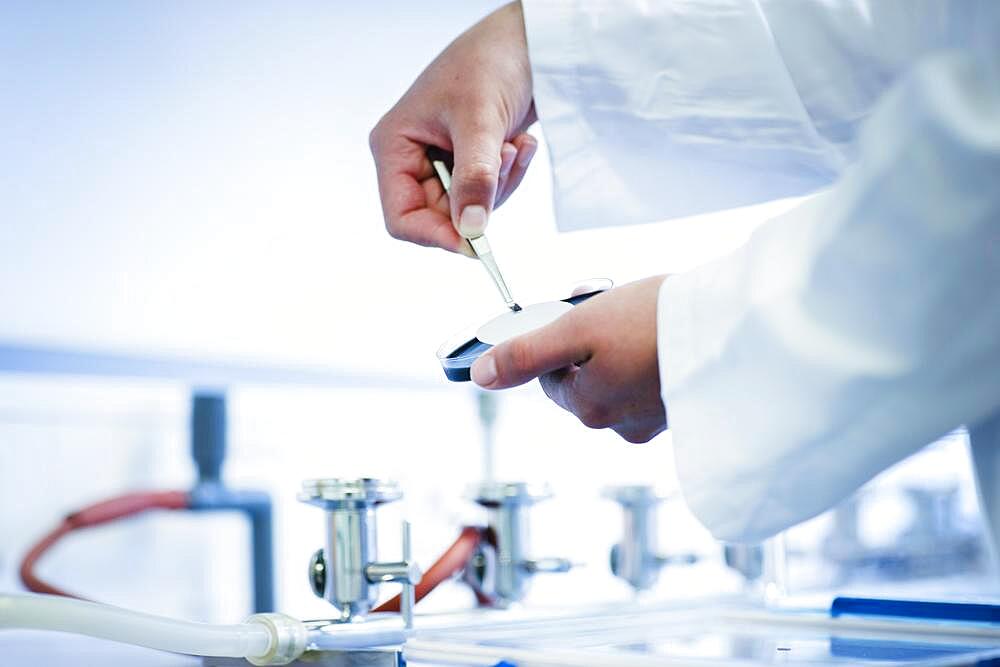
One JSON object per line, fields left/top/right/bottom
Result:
{"left": 476, "top": 301, "right": 574, "bottom": 346}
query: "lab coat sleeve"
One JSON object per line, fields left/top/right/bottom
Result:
{"left": 522, "top": 0, "right": 986, "bottom": 231}
{"left": 658, "top": 50, "right": 1000, "bottom": 543}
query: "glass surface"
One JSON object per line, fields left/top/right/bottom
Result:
{"left": 406, "top": 605, "right": 1000, "bottom": 666}
{"left": 499, "top": 624, "right": 990, "bottom": 664}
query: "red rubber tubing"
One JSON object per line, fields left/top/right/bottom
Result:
{"left": 19, "top": 490, "right": 190, "bottom": 598}
{"left": 373, "top": 526, "right": 482, "bottom": 613}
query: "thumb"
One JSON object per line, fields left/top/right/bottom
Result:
{"left": 471, "top": 315, "right": 591, "bottom": 390}
{"left": 449, "top": 117, "right": 506, "bottom": 238}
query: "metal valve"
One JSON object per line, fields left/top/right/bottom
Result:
{"left": 605, "top": 485, "right": 697, "bottom": 592}
{"left": 300, "top": 478, "right": 421, "bottom": 625}
{"left": 466, "top": 481, "right": 572, "bottom": 606}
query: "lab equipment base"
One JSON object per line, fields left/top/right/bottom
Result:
{"left": 204, "top": 649, "right": 401, "bottom": 667}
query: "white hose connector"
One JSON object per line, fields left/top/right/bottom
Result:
{"left": 0, "top": 595, "right": 307, "bottom": 665}
{"left": 245, "top": 612, "right": 308, "bottom": 666}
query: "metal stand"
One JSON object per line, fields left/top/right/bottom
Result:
{"left": 187, "top": 391, "right": 275, "bottom": 612}
{"left": 466, "top": 482, "right": 572, "bottom": 605}
{"left": 300, "top": 478, "right": 420, "bottom": 623}
{"left": 605, "top": 485, "right": 697, "bottom": 592}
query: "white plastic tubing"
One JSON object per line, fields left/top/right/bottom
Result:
{"left": 0, "top": 594, "right": 283, "bottom": 662}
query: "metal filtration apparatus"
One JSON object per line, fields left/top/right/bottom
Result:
{"left": 299, "top": 478, "right": 420, "bottom": 624}
{"left": 7, "top": 473, "right": 1000, "bottom": 667}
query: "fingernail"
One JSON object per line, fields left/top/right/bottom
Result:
{"left": 459, "top": 205, "right": 488, "bottom": 238}
{"left": 471, "top": 353, "right": 497, "bottom": 387}
{"left": 517, "top": 141, "right": 537, "bottom": 168}
{"left": 500, "top": 146, "right": 516, "bottom": 179}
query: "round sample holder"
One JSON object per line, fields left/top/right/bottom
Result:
{"left": 436, "top": 289, "right": 605, "bottom": 382}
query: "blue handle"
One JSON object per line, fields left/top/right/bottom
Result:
{"left": 188, "top": 391, "right": 275, "bottom": 613}
{"left": 192, "top": 392, "right": 227, "bottom": 483}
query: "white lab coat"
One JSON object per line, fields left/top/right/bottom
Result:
{"left": 522, "top": 1, "right": 1000, "bottom": 544}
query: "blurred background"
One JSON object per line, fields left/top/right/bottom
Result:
{"left": 0, "top": 0, "right": 993, "bottom": 626}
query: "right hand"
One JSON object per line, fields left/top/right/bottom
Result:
{"left": 369, "top": 1, "right": 537, "bottom": 255}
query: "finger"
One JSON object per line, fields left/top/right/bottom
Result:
{"left": 449, "top": 115, "right": 507, "bottom": 238}
{"left": 612, "top": 420, "right": 666, "bottom": 445}
{"left": 499, "top": 142, "right": 517, "bottom": 182}
{"left": 495, "top": 142, "right": 517, "bottom": 205}
{"left": 539, "top": 367, "right": 577, "bottom": 414}
{"left": 394, "top": 207, "right": 472, "bottom": 254}
{"left": 495, "top": 133, "right": 537, "bottom": 207}
{"left": 569, "top": 278, "right": 614, "bottom": 298}
{"left": 471, "top": 313, "right": 592, "bottom": 390}
{"left": 540, "top": 364, "right": 614, "bottom": 430}
{"left": 372, "top": 132, "right": 469, "bottom": 254}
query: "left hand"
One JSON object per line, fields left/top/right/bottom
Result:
{"left": 471, "top": 275, "right": 668, "bottom": 443}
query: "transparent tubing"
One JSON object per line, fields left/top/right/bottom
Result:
{"left": 304, "top": 615, "right": 409, "bottom": 651}
{"left": 0, "top": 595, "right": 306, "bottom": 665}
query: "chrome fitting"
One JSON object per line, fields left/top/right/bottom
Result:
{"left": 467, "top": 481, "right": 572, "bottom": 605}
{"left": 300, "top": 478, "right": 420, "bottom": 623}
{"left": 605, "top": 485, "right": 697, "bottom": 592}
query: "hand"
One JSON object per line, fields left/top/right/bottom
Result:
{"left": 369, "top": 2, "right": 538, "bottom": 255}
{"left": 471, "top": 276, "right": 669, "bottom": 443}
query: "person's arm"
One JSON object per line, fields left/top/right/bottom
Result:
{"left": 660, "top": 48, "right": 1000, "bottom": 543}
{"left": 523, "top": 0, "right": 989, "bottom": 229}
{"left": 472, "top": 34, "right": 999, "bottom": 543}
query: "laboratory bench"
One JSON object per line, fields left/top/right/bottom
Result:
{"left": 5, "top": 630, "right": 201, "bottom": 667}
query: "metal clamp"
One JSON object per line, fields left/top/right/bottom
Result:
{"left": 300, "top": 478, "right": 421, "bottom": 624}
{"left": 605, "top": 485, "right": 697, "bottom": 592}
{"left": 466, "top": 481, "right": 572, "bottom": 605}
